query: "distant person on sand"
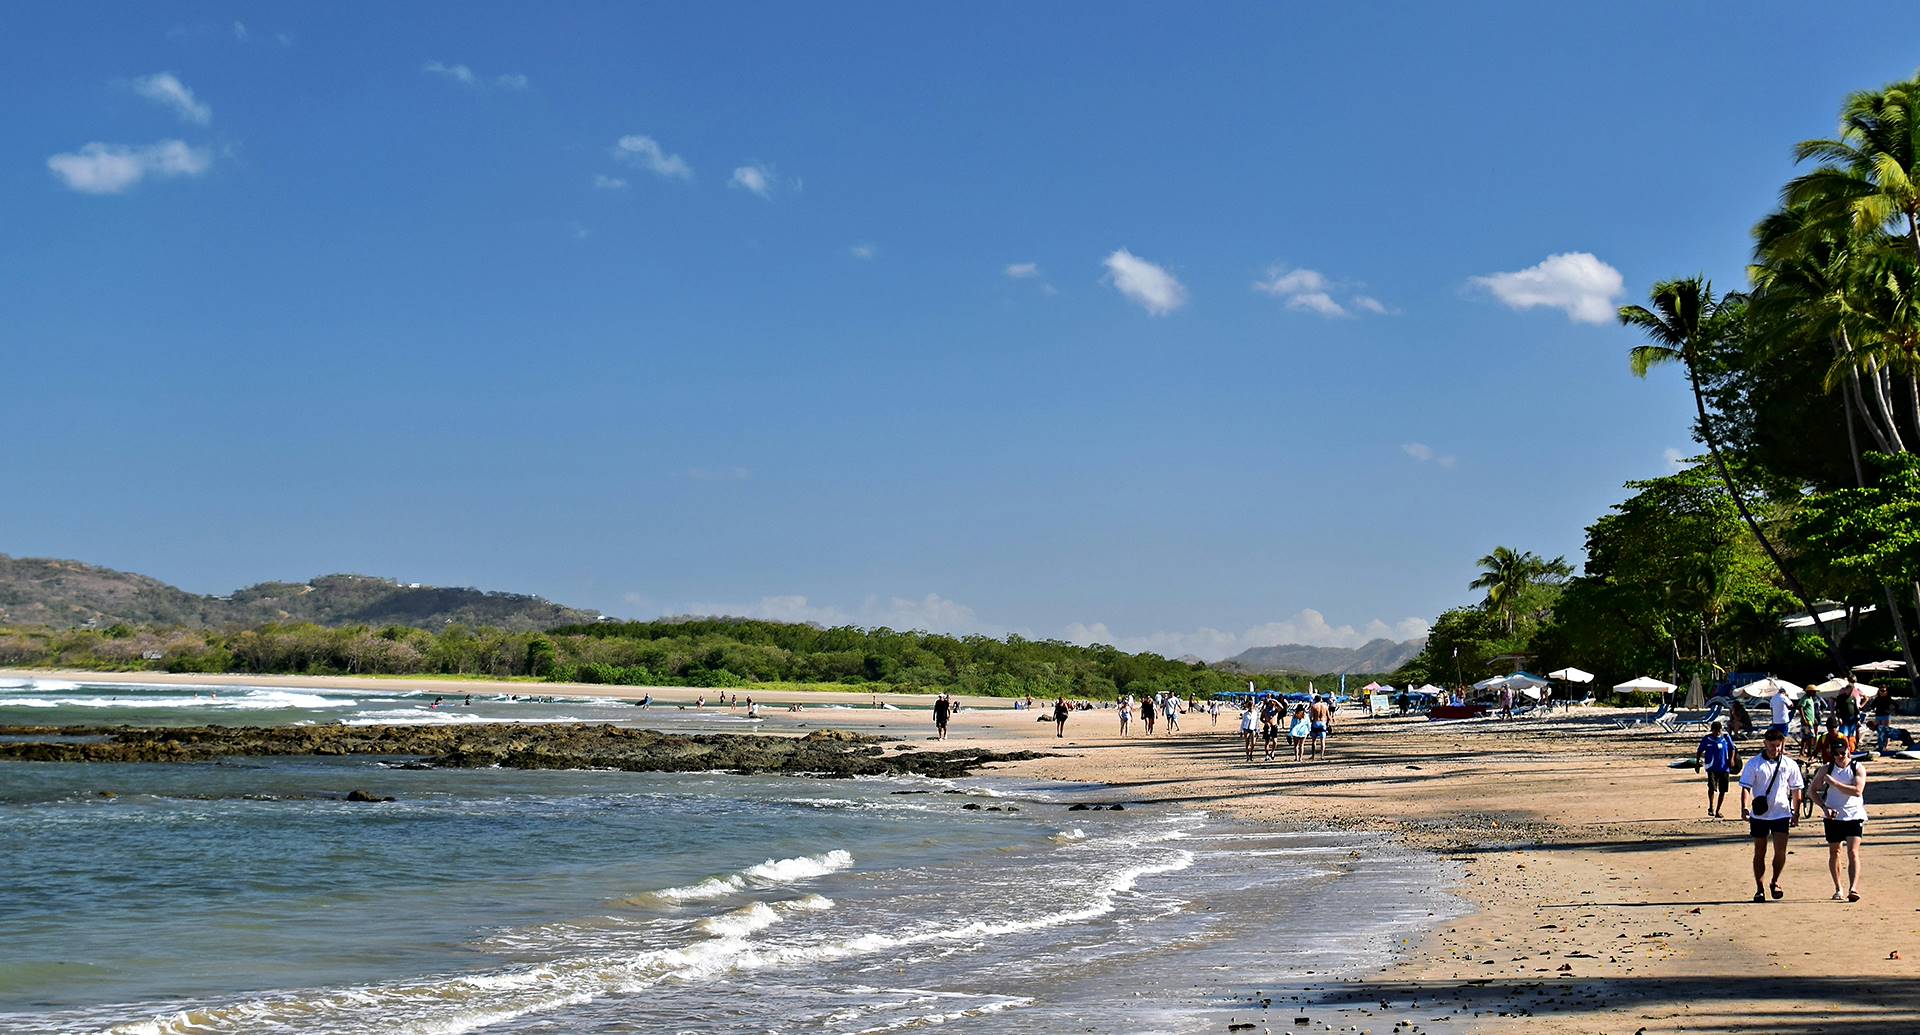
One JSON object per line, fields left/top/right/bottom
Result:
{"left": 1816, "top": 716, "right": 1855, "bottom": 765}
{"left": 1865, "top": 718, "right": 1914, "bottom": 751}
{"left": 1118, "top": 696, "right": 1132, "bottom": 737}
{"left": 1239, "top": 703, "right": 1256, "bottom": 761}
{"left": 1797, "top": 692, "right": 1819, "bottom": 758}
{"left": 1288, "top": 704, "right": 1310, "bottom": 762}
{"left": 1810, "top": 748, "right": 1868, "bottom": 901}
{"left": 1308, "top": 695, "right": 1331, "bottom": 760}
{"left": 1739, "top": 728, "right": 1804, "bottom": 902}
{"left": 1163, "top": 694, "right": 1180, "bottom": 734}
{"left": 1871, "top": 686, "right": 1895, "bottom": 752}
{"left": 1766, "top": 689, "right": 1791, "bottom": 739}
{"left": 1052, "top": 698, "right": 1069, "bottom": 738}
{"left": 1260, "top": 701, "right": 1281, "bottom": 762}
{"left": 1694, "top": 720, "right": 1739, "bottom": 818}
{"left": 1140, "top": 694, "right": 1156, "bottom": 736}
{"left": 932, "top": 693, "right": 951, "bottom": 740}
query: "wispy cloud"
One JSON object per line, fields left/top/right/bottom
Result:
{"left": 1663, "top": 447, "right": 1690, "bottom": 471}
{"left": 1470, "top": 251, "right": 1623, "bottom": 325}
{"left": 592, "top": 174, "right": 628, "bottom": 190}
{"left": 46, "top": 140, "right": 212, "bottom": 194}
{"left": 1064, "top": 609, "right": 1431, "bottom": 661}
{"left": 612, "top": 134, "right": 692, "bottom": 180}
{"left": 849, "top": 242, "right": 877, "bottom": 260}
{"left": 131, "top": 72, "right": 211, "bottom": 125}
{"left": 1402, "top": 442, "right": 1457, "bottom": 468}
{"left": 1103, "top": 248, "right": 1187, "bottom": 315}
{"left": 1252, "top": 265, "right": 1387, "bottom": 318}
{"left": 683, "top": 593, "right": 988, "bottom": 635}
{"left": 729, "top": 163, "right": 779, "bottom": 198}
{"left": 423, "top": 61, "right": 530, "bottom": 91}
{"left": 168, "top": 20, "right": 292, "bottom": 46}
{"left": 1004, "top": 261, "right": 1057, "bottom": 294}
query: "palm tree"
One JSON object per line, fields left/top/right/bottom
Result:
{"left": 1469, "top": 546, "right": 1570, "bottom": 635}
{"left": 1618, "top": 278, "right": 1842, "bottom": 657}
{"left": 1788, "top": 75, "right": 1920, "bottom": 265}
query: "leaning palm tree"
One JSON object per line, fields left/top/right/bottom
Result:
{"left": 1469, "top": 546, "right": 1569, "bottom": 635}
{"left": 1619, "top": 278, "right": 1841, "bottom": 655}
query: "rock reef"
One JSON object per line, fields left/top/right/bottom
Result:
{"left": 0, "top": 724, "right": 1041, "bottom": 779}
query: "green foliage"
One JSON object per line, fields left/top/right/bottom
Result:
{"left": 1795, "top": 452, "right": 1920, "bottom": 587}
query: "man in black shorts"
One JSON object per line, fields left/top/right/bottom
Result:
{"left": 932, "top": 693, "right": 951, "bottom": 740}
{"left": 1738, "top": 728, "right": 1804, "bottom": 902}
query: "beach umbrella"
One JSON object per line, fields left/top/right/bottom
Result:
{"left": 1685, "top": 674, "right": 1705, "bottom": 710}
{"left": 1613, "top": 675, "right": 1679, "bottom": 693}
{"left": 1413, "top": 683, "right": 1444, "bottom": 696}
{"left": 1732, "top": 676, "right": 1804, "bottom": 700}
{"left": 1850, "top": 659, "right": 1905, "bottom": 674}
{"left": 1361, "top": 681, "right": 1383, "bottom": 692}
{"left": 1503, "top": 672, "right": 1549, "bottom": 689}
{"left": 1548, "top": 666, "right": 1595, "bottom": 683}
{"left": 1810, "top": 677, "right": 1875, "bottom": 699}
{"left": 1472, "top": 674, "right": 1510, "bottom": 691}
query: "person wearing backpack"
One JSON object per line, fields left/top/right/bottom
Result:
{"left": 1833, "top": 682, "right": 1861, "bottom": 740}
{"left": 1810, "top": 750, "right": 1869, "bottom": 902}
{"left": 1694, "top": 720, "right": 1739, "bottom": 819}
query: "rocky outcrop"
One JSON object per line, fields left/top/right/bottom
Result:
{"left": 0, "top": 724, "right": 1042, "bottom": 779}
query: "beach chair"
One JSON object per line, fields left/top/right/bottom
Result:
{"left": 1666, "top": 702, "right": 1725, "bottom": 735}
{"left": 1615, "top": 702, "right": 1672, "bottom": 730}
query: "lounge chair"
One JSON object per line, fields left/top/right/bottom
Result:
{"left": 1665, "top": 702, "right": 1725, "bottom": 735}
{"left": 1615, "top": 702, "right": 1672, "bottom": 730}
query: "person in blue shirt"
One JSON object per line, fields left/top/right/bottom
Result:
{"left": 1696, "top": 720, "right": 1740, "bottom": 818}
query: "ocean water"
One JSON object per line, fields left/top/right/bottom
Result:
{"left": 0, "top": 682, "right": 1464, "bottom": 1035}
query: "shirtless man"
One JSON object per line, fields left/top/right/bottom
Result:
{"left": 1308, "top": 695, "right": 1332, "bottom": 760}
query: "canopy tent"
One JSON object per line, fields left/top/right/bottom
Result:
{"left": 1685, "top": 674, "right": 1705, "bottom": 709}
{"left": 1851, "top": 659, "right": 1906, "bottom": 674}
{"left": 1810, "top": 677, "right": 1876, "bottom": 699}
{"left": 1412, "top": 684, "right": 1445, "bottom": 696}
{"left": 1547, "top": 667, "right": 1595, "bottom": 683}
{"left": 1733, "top": 676, "right": 1805, "bottom": 700}
{"left": 1614, "top": 675, "right": 1679, "bottom": 694}
{"left": 1371, "top": 684, "right": 1398, "bottom": 694}
{"left": 1361, "top": 681, "right": 1383, "bottom": 692}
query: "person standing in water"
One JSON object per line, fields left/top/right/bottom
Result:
{"left": 1739, "top": 728, "right": 1804, "bottom": 902}
{"left": 1052, "top": 697, "right": 1070, "bottom": 738}
{"left": 1810, "top": 749, "right": 1868, "bottom": 901}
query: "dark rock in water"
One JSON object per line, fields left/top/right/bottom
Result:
{"left": 1108, "top": 804, "right": 1126, "bottom": 811}
{"left": 344, "top": 789, "right": 395, "bottom": 803}
{"left": 1068, "top": 803, "right": 1092, "bottom": 811}
{"left": 0, "top": 723, "right": 1044, "bottom": 780}
{"left": 961, "top": 802, "right": 983, "bottom": 810}
{"left": 96, "top": 790, "right": 116, "bottom": 798}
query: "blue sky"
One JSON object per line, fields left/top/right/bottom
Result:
{"left": 4, "top": 5, "right": 1914, "bottom": 658}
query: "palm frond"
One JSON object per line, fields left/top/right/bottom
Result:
{"left": 1628, "top": 344, "right": 1680, "bottom": 378}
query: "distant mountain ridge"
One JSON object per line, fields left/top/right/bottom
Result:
{"left": 1219, "top": 637, "right": 1426, "bottom": 675}
{"left": 0, "top": 555, "right": 600, "bottom": 632}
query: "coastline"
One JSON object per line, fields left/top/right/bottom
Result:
{"left": 9, "top": 670, "right": 1919, "bottom": 1032}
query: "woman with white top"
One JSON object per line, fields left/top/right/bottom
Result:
{"left": 1811, "top": 752, "right": 1868, "bottom": 901}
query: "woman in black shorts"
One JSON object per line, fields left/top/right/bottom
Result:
{"left": 1811, "top": 752, "right": 1868, "bottom": 901}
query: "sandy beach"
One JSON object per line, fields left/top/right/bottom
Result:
{"left": 9, "top": 669, "right": 1918, "bottom": 1034}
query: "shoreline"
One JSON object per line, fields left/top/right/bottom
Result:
{"left": 8, "top": 671, "right": 1919, "bottom": 1032}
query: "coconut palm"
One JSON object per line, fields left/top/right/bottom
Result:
{"left": 1619, "top": 278, "right": 1841, "bottom": 655}
{"left": 1788, "top": 75, "right": 1920, "bottom": 263}
{"left": 1469, "top": 546, "right": 1570, "bottom": 635}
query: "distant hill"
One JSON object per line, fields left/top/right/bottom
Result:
{"left": 1219, "top": 637, "right": 1426, "bottom": 675}
{"left": 0, "top": 555, "right": 601, "bottom": 632}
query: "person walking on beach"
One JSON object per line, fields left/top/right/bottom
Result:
{"left": 1871, "top": 685, "right": 1895, "bottom": 753}
{"left": 1695, "top": 720, "right": 1739, "bottom": 818}
{"left": 1796, "top": 691, "right": 1819, "bottom": 758}
{"left": 1259, "top": 697, "right": 1281, "bottom": 762}
{"left": 1308, "top": 695, "right": 1331, "bottom": 760}
{"left": 1118, "top": 696, "right": 1132, "bottom": 737}
{"left": 1766, "top": 689, "right": 1791, "bottom": 739}
{"left": 1052, "top": 697, "right": 1069, "bottom": 738}
{"left": 1809, "top": 749, "right": 1868, "bottom": 901}
{"left": 1289, "top": 703, "right": 1310, "bottom": 762}
{"left": 1739, "top": 728, "right": 1804, "bottom": 902}
{"left": 932, "top": 693, "right": 951, "bottom": 740}
{"left": 1140, "top": 694, "right": 1156, "bottom": 736}
{"left": 1163, "top": 694, "right": 1180, "bottom": 734}
{"left": 1239, "top": 703, "right": 1256, "bottom": 761}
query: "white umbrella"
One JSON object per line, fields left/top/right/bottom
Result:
{"left": 1472, "top": 674, "right": 1511, "bottom": 691}
{"left": 1548, "top": 667, "right": 1595, "bottom": 683}
{"left": 1613, "top": 675, "right": 1679, "bottom": 693}
{"left": 1413, "top": 683, "right": 1445, "bottom": 696}
{"left": 1503, "top": 672, "right": 1549, "bottom": 689}
{"left": 1361, "top": 681, "right": 1383, "bottom": 692}
{"left": 1851, "top": 659, "right": 1905, "bottom": 674}
{"left": 1810, "top": 677, "right": 1875, "bottom": 699}
{"left": 1515, "top": 686, "right": 1543, "bottom": 700}
{"left": 1685, "top": 674, "right": 1705, "bottom": 710}
{"left": 1733, "top": 676, "right": 1804, "bottom": 700}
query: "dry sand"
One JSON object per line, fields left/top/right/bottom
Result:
{"left": 10, "top": 670, "right": 1918, "bottom": 1033}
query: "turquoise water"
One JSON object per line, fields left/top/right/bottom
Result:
{"left": 0, "top": 681, "right": 1463, "bottom": 1034}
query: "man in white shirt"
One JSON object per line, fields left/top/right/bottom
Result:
{"left": 1739, "top": 728, "right": 1804, "bottom": 902}
{"left": 1767, "top": 691, "right": 1791, "bottom": 738}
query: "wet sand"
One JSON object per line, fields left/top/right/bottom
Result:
{"left": 9, "top": 669, "right": 1918, "bottom": 1033}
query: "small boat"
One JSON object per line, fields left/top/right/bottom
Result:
{"left": 1426, "top": 703, "right": 1489, "bottom": 720}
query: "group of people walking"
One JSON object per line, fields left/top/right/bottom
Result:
{"left": 1696, "top": 718, "right": 1870, "bottom": 903}
{"left": 1238, "top": 695, "right": 1330, "bottom": 763}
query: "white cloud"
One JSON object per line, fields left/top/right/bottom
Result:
{"left": 612, "top": 134, "right": 692, "bottom": 180}
{"left": 1663, "top": 447, "right": 1689, "bottom": 471}
{"left": 232, "top": 20, "right": 248, "bottom": 41}
{"left": 1402, "top": 442, "right": 1457, "bottom": 468}
{"left": 683, "top": 593, "right": 988, "bottom": 635}
{"left": 423, "top": 61, "right": 529, "bottom": 91}
{"left": 1253, "top": 265, "right": 1389, "bottom": 319}
{"left": 1005, "top": 262, "right": 1040, "bottom": 279}
{"left": 47, "top": 140, "right": 212, "bottom": 194}
{"left": 1470, "top": 251, "right": 1624, "bottom": 325}
{"left": 729, "top": 163, "right": 776, "bottom": 198}
{"left": 1103, "top": 248, "right": 1187, "bottom": 315}
{"left": 593, "top": 174, "right": 628, "bottom": 190}
{"left": 849, "top": 242, "right": 877, "bottom": 260}
{"left": 132, "top": 72, "right": 211, "bottom": 125}
{"left": 1064, "top": 609, "right": 1432, "bottom": 661}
